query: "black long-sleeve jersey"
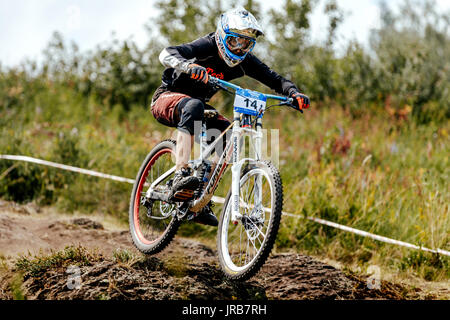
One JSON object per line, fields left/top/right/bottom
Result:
{"left": 157, "top": 32, "right": 299, "bottom": 102}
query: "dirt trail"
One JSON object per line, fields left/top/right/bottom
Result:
{"left": 0, "top": 200, "right": 131, "bottom": 258}
{"left": 0, "top": 200, "right": 427, "bottom": 300}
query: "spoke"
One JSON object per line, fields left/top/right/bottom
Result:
{"left": 229, "top": 222, "right": 241, "bottom": 237}
{"left": 249, "top": 236, "right": 258, "bottom": 255}
{"left": 256, "top": 235, "right": 263, "bottom": 248}
{"left": 239, "top": 197, "right": 250, "bottom": 213}
{"left": 247, "top": 218, "right": 267, "bottom": 241}
{"left": 245, "top": 236, "right": 250, "bottom": 265}
{"left": 243, "top": 177, "right": 250, "bottom": 202}
{"left": 262, "top": 185, "right": 271, "bottom": 204}
{"left": 247, "top": 177, "right": 255, "bottom": 201}
{"left": 229, "top": 229, "right": 243, "bottom": 254}
{"left": 229, "top": 230, "right": 241, "bottom": 250}
{"left": 239, "top": 223, "right": 243, "bottom": 261}
{"left": 244, "top": 179, "right": 254, "bottom": 202}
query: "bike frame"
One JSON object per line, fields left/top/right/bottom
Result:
{"left": 147, "top": 78, "right": 289, "bottom": 222}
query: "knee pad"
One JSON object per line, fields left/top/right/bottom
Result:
{"left": 177, "top": 98, "right": 205, "bottom": 135}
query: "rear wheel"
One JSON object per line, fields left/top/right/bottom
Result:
{"left": 217, "top": 161, "right": 283, "bottom": 281}
{"left": 129, "top": 140, "right": 180, "bottom": 255}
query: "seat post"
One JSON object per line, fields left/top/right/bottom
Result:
{"left": 200, "top": 121, "right": 208, "bottom": 161}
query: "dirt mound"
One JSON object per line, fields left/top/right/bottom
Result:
{"left": 10, "top": 245, "right": 267, "bottom": 300}
{"left": 0, "top": 201, "right": 419, "bottom": 300}
{"left": 1, "top": 242, "right": 411, "bottom": 300}
{"left": 259, "top": 254, "right": 409, "bottom": 300}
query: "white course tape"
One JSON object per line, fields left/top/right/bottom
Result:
{"left": 282, "top": 212, "right": 450, "bottom": 256}
{"left": 1, "top": 154, "right": 449, "bottom": 257}
{"left": 0, "top": 155, "right": 135, "bottom": 184}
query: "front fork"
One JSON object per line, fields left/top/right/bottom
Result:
{"left": 230, "top": 115, "right": 263, "bottom": 224}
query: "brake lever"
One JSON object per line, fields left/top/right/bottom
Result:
{"left": 268, "top": 98, "right": 303, "bottom": 113}
{"left": 208, "top": 77, "right": 233, "bottom": 94}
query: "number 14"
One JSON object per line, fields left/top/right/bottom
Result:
{"left": 244, "top": 98, "right": 259, "bottom": 110}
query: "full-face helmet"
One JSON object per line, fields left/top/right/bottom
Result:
{"left": 215, "top": 7, "right": 264, "bottom": 67}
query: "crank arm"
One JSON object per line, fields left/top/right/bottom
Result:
{"left": 146, "top": 190, "right": 170, "bottom": 202}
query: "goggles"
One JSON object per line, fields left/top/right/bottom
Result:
{"left": 224, "top": 32, "right": 256, "bottom": 57}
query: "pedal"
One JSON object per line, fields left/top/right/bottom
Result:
{"left": 170, "top": 189, "right": 195, "bottom": 202}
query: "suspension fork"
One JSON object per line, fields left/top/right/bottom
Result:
{"left": 230, "top": 116, "right": 264, "bottom": 223}
{"left": 231, "top": 112, "right": 242, "bottom": 224}
{"left": 254, "top": 118, "right": 263, "bottom": 215}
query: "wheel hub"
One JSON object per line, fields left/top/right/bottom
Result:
{"left": 241, "top": 215, "right": 264, "bottom": 230}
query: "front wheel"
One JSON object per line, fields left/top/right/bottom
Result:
{"left": 129, "top": 140, "right": 180, "bottom": 255}
{"left": 217, "top": 161, "right": 283, "bottom": 281}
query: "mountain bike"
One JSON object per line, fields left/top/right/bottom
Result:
{"left": 129, "top": 77, "right": 299, "bottom": 281}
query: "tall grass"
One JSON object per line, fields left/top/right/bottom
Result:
{"left": 270, "top": 105, "right": 449, "bottom": 280}
{"left": 1, "top": 83, "right": 448, "bottom": 281}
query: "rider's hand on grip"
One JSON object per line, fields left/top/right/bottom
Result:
{"left": 188, "top": 64, "right": 209, "bottom": 84}
{"left": 290, "top": 90, "right": 310, "bottom": 112}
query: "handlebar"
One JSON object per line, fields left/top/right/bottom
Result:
{"left": 208, "top": 76, "right": 299, "bottom": 112}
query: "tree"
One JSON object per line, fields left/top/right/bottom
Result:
{"left": 370, "top": 0, "right": 450, "bottom": 122}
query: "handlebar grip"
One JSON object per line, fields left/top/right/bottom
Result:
{"left": 283, "top": 98, "right": 303, "bottom": 113}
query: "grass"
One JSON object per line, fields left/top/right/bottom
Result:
{"left": 112, "top": 249, "right": 140, "bottom": 268}
{"left": 0, "top": 84, "right": 448, "bottom": 284}
{"left": 0, "top": 246, "right": 103, "bottom": 299}
{"left": 9, "top": 272, "right": 26, "bottom": 300}
{"left": 15, "top": 246, "right": 102, "bottom": 278}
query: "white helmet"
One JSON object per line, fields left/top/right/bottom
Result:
{"left": 215, "top": 7, "right": 264, "bottom": 67}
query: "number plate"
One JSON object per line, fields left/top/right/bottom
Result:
{"left": 234, "top": 89, "right": 266, "bottom": 117}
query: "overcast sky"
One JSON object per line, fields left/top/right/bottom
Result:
{"left": 0, "top": 0, "right": 449, "bottom": 67}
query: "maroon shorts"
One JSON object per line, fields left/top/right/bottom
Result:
{"left": 150, "top": 90, "right": 231, "bottom": 134}
{"left": 150, "top": 91, "right": 190, "bottom": 128}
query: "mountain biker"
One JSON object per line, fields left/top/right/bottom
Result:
{"left": 151, "top": 7, "right": 310, "bottom": 226}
